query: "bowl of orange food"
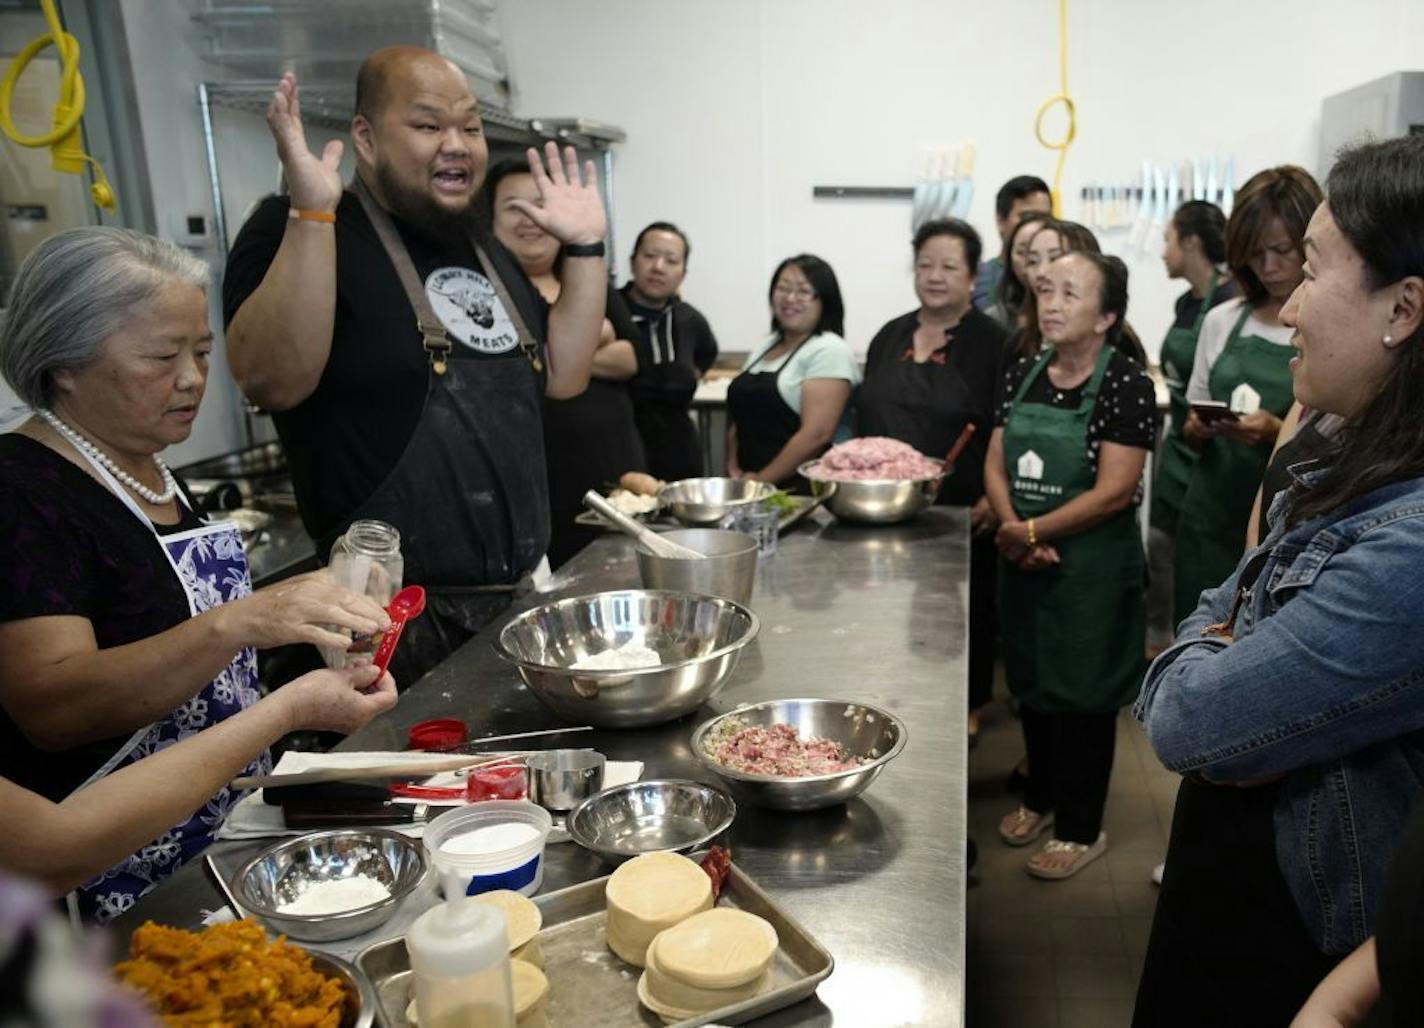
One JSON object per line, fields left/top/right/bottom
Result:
{"left": 115, "top": 919, "right": 375, "bottom": 1027}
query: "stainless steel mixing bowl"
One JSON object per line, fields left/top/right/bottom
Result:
{"left": 494, "top": 590, "right": 759, "bottom": 729}
{"left": 565, "top": 779, "right": 737, "bottom": 862}
{"left": 637, "top": 528, "right": 759, "bottom": 605}
{"left": 691, "top": 698, "right": 909, "bottom": 811}
{"left": 798, "top": 459, "right": 945, "bottom": 524}
{"left": 659, "top": 477, "right": 777, "bottom": 525}
{"left": 234, "top": 828, "right": 426, "bottom": 942}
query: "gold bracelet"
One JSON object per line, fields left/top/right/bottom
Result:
{"left": 1026, "top": 518, "right": 1037, "bottom": 547}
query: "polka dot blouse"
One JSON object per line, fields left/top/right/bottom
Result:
{"left": 994, "top": 349, "right": 1158, "bottom": 474}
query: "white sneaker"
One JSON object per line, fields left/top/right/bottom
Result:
{"left": 1151, "top": 862, "right": 1165, "bottom": 885}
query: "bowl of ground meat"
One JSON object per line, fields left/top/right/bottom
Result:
{"left": 690, "top": 698, "right": 908, "bottom": 811}
{"left": 799, "top": 438, "right": 946, "bottom": 524}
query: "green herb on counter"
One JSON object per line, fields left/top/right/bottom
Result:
{"left": 763, "top": 490, "right": 799, "bottom": 515}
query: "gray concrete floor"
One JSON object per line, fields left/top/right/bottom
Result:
{"left": 965, "top": 680, "right": 1181, "bottom": 1028}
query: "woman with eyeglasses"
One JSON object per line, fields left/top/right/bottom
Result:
{"left": 726, "top": 255, "right": 859, "bottom": 489}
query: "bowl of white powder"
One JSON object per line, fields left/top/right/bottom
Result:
{"left": 494, "top": 590, "right": 760, "bottom": 728}
{"left": 234, "top": 828, "right": 426, "bottom": 942}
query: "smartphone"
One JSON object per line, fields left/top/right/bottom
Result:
{"left": 1191, "top": 401, "right": 1240, "bottom": 424}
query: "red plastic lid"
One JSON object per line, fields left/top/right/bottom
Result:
{"left": 407, "top": 718, "right": 468, "bottom": 751}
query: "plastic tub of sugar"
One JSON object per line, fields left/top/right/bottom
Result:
{"left": 423, "top": 800, "right": 553, "bottom": 898}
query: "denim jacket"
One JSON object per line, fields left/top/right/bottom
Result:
{"left": 1135, "top": 465, "right": 1424, "bottom": 955}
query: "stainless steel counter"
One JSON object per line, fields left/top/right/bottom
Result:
{"left": 111, "top": 509, "right": 971, "bottom": 1027}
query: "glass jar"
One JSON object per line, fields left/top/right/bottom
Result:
{"left": 323, "top": 519, "right": 404, "bottom": 668}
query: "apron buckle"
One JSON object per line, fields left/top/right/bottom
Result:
{"left": 419, "top": 322, "right": 452, "bottom": 377}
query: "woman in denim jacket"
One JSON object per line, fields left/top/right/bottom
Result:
{"left": 1132, "top": 134, "right": 1424, "bottom": 1027}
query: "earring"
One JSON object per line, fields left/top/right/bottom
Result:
{"left": 1384, "top": 334, "right": 1399, "bottom": 348}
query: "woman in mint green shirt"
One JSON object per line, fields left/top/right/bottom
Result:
{"left": 726, "top": 254, "right": 861, "bottom": 489}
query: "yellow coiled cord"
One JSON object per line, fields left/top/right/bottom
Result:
{"left": 1034, "top": 0, "right": 1076, "bottom": 217}
{"left": 0, "top": 0, "right": 115, "bottom": 210}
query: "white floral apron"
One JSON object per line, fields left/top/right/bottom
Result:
{"left": 62, "top": 450, "right": 270, "bottom": 924}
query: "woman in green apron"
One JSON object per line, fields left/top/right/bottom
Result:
{"left": 985, "top": 252, "right": 1156, "bottom": 879}
{"left": 1147, "top": 201, "right": 1235, "bottom": 652}
{"left": 1173, "top": 166, "right": 1322, "bottom": 625}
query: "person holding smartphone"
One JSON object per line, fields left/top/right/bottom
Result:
{"left": 1172, "top": 166, "right": 1322, "bottom": 625}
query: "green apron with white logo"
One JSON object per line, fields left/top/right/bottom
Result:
{"left": 999, "top": 346, "right": 1146, "bottom": 713}
{"left": 1172, "top": 304, "right": 1295, "bottom": 624}
{"left": 1150, "top": 271, "right": 1219, "bottom": 534}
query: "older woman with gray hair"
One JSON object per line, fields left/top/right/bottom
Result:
{"left": 0, "top": 227, "right": 391, "bottom": 923}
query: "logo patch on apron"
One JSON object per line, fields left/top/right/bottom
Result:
{"left": 425, "top": 267, "right": 519, "bottom": 355}
{"left": 1230, "top": 382, "right": 1262, "bottom": 415}
{"left": 1017, "top": 449, "right": 1045, "bottom": 480}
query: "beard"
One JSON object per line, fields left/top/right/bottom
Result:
{"left": 373, "top": 160, "right": 479, "bottom": 244}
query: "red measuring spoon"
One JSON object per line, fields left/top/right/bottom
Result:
{"left": 373, "top": 585, "right": 426, "bottom": 674}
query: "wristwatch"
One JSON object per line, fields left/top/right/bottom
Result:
{"left": 563, "top": 241, "right": 606, "bottom": 258}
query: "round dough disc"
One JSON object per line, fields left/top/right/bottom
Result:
{"left": 643, "top": 931, "right": 775, "bottom": 1016}
{"left": 512, "top": 936, "right": 544, "bottom": 970}
{"left": 512, "top": 959, "right": 550, "bottom": 1020}
{"left": 471, "top": 889, "right": 542, "bottom": 951}
{"left": 605, "top": 852, "right": 713, "bottom": 967}
{"left": 653, "top": 907, "right": 779, "bottom": 990}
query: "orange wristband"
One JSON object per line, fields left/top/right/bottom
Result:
{"left": 288, "top": 208, "right": 336, "bottom": 224}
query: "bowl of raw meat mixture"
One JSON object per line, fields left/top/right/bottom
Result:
{"left": 691, "top": 698, "right": 908, "bottom": 811}
{"left": 799, "top": 437, "right": 946, "bottom": 523}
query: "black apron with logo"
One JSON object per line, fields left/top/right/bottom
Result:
{"left": 347, "top": 180, "right": 548, "bottom": 684}
{"left": 726, "top": 338, "right": 810, "bottom": 491}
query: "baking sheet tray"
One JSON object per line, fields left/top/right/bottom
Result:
{"left": 357, "top": 859, "right": 833, "bottom": 1027}
{"left": 575, "top": 494, "right": 825, "bottom": 536}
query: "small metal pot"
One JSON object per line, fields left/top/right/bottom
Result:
{"left": 637, "top": 528, "right": 758, "bottom": 605}
{"left": 526, "top": 749, "right": 606, "bottom": 812}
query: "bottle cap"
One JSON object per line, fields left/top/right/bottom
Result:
{"left": 406, "top": 899, "right": 509, "bottom": 979}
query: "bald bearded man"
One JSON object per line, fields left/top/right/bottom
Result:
{"left": 223, "top": 48, "right": 607, "bottom": 683}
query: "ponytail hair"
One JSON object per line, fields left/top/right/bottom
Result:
{"left": 1171, "top": 200, "right": 1228, "bottom": 264}
{"left": 1072, "top": 252, "right": 1147, "bottom": 365}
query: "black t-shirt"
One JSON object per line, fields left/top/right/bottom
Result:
{"left": 542, "top": 286, "right": 647, "bottom": 567}
{"left": 996, "top": 349, "right": 1157, "bottom": 475}
{"left": 859, "top": 308, "right": 1008, "bottom": 506}
{"left": 0, "top": 434, "right": 203, "bottom": 799}
{"left": 1171, "top": 279, "right": 1239, "bottom": 331}
{"left": 619, "top": 285, "right": 719, "bottom": 410}
{"left": 222, "top": 192, "right": 549, "bottom": 549}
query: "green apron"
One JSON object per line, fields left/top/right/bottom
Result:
{"left": 1172, "top": 304, "right": 1295, "bottom": 624}
{"left": 999, "top": 346, "right": 1146, "bottom": 713}
{"left": 1150, "top": 271, "right": 1219, "bottom": 534}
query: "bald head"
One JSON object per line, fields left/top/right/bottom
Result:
{"left": 355, "top": 46, "right": 468, "bottom": 121}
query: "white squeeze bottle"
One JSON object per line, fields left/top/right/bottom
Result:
{"left": 406, "top": 899, "right": 515, "bottom": 1028}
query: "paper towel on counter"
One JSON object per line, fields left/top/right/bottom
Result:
{"left": 217, "top": 751, "right": 644, "bottom": 841}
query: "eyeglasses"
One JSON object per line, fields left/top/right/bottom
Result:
{"left": 773, "top": 285, "right": 817, "bottom": 301}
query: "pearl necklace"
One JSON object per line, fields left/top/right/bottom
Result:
{"left": 38, "top": 408, "right": 177, "bottom": 505}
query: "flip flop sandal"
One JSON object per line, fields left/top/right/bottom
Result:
{"left": 999, "top": 806, "right": 1054, "bottom": 847}
{"left": 1025, "top": 832, "right": 1108, "bottom": 880}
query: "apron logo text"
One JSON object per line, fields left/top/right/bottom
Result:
{"left": 426, "top": 267, "right": 519, "bottom": 355}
